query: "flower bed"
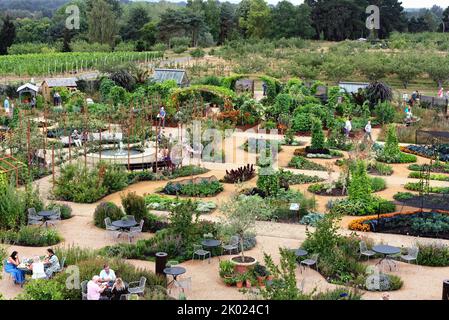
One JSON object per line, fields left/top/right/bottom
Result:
{"left": 402, "top": 144, "right": 449, "bottom": 162}
{"left": 144, "top": 194, "right": 217, "bottom": 214}
{"left": 288, "top": 156, "right": 327, "bottom": 171}
{"left": 162, "top": 176, "right": 224, "bottom": 197}
{"left": 408, "top": 171, "right": 449, "bottom": 181}
{"left": 348, "top": 210, "right": 449, "bottom": 239}
{"left": 308, "top": 177, "right": 386, "bottom": 196}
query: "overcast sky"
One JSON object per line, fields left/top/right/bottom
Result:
{"left": 258, "top": 0, "right": 448, "bottom": 7}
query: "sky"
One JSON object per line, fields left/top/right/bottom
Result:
{"left": 259, "top": 0, "right": 449, "bottom": 7}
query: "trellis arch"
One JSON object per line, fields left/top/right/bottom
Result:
{"left": 221, "top": 74, "right": 283, "bottom": 102}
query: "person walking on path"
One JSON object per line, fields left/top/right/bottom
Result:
{"left": 344, "top": 117, "right": 352, "bottom": 138}
{"left": 158, "top": 106, "right": 166, "bottom": 128}
{"left": 3, "top": 96, "right": 10, "bottom": 115}
{"left": 364, "top": 120, "right": 373, "bottom": 142}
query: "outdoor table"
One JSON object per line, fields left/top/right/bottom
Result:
{"left": 101, "top": 281, "right": 128, "bottom": 299}
{"left": 111, "top": 219, "right": 138, "bottom": 231}
{"left": 37, "top": 211, "right": 56, "bottom": 228}
{"left": 17, "top": 263, "right": 32, "bottom": 275}
{"left": 164, "top": 266, "right": 186, "bottom": 288}
{"left": 372, "top": 245, "right": 401, "bottom": 271}
{"left": 293, "top": 249, "right": 308, "bottom": 258}
{"left": 202, "top": 239, "right": 222, "bottom": 261}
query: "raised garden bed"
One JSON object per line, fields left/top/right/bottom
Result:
{"left": 393, "top": 192, "right": 449, "bottom": 211}
{"left": 402, "top": 144, "right": 449, "bottom": 162}
{"left": 144, "top": 194, "right": 217, "bottom": 214}
{"left": 408, "top": 163, "right": 449, "bottom": 174}
{"left": 308, "top": 177, "right": 386, "bottom": 196}
{"left": 404, "top": 182, "right": 449, "bottom": 194}
{"left": 288, "top": 156, "right": 327, "bottom": 171}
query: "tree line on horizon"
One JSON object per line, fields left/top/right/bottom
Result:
{"left": 0, "top": 0, "right": 449, "bottom": 55}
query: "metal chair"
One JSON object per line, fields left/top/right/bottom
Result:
{"left": 359, "top": 241, "right": 376, "bottom": 260}
{"left": 56, "top": 257, "right": 66, "bottom": 272}
{"left": 222, "top": 236, "right": 239, "bottom": 255}
{"left": 128, "top": 219, "right": 144, "bottom": 242}
{"left": 400, "top": 246, "right": 419, "bottom": 264}
{"left": 125, "top": 215, "right": 136, "bottom": 222}
{"left": 104, "top": 217, "right": 121, "bottom": 239}
{"left": 128, "top": 276, "right": 147, "bottom": 296}
{"left": 49, "top": 207, "right": 61, "bottom": 221}
{"left": 192, "top": 244, "right": 211, "bottom": 263}
{"left": 28, "top": 208, "right": 42, "bottom": 225}
{"left": 80, "top": 280, "right": 88, "bottom": 300}
{"left": 300, "top": 253, "right": 319, "bottom": 273}
{"left": 166, "top": 260, "right": 180, "bottom": 268}
{"left": 173, "top": 277, "right": 191, "bottom": 293}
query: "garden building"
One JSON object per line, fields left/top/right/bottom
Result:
{"left": 339, "top": 81, "right": 369, "bottom": 94}
{"left": 151, "top": 69, "right": 190, "bottom": 87}
{"left": 41, "top": 77, "right": 78, "bottom": 102}
{"left": 16, "top": 83, "right": 39, "bottom": 104}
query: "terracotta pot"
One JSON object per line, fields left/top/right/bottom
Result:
{"left": 236, "top": 281, "right": 243, "bottom": 289}
{"left": 230, "top": 256, "right": 258, "bottom": 274}
{"left": 257, "top": 276, "right": 266, "bottom": 286}
{"left": 266, "top": 275, "right": 274, "bottom": 281}
{"left": 246, "top": 280, "right": 251, "bottom": 288}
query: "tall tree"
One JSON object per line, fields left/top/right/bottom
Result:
{"left": 219, "top": 2, "right": 237, "bottom": 44}
{"left": 269, "top": 1, "right": 315, "bottom": 39}
{"left": 87, "top": 0, "right": 118, "bottom": 46}
{"left": 0, "top": 15, "right": 16, "bottom": 55}
{"left": 204, "top": 0, "right": 221, "bottom": 42}
{"left": 443, "top": 7, "right": 449, "bottom": 32}
{"left": 121, "top": 6, "right": 150, "bottom": 41}
{"left": 239, "top": 0, "right": 270, "bottom": 38}
{"left": 370, "top": 0, "right": 406, "bottom": 38}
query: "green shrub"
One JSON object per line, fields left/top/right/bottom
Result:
{"left": 329, "top": 198, "right": 396, "bottom": 216}
{"left": 121, "top": 192, "right": 147, "bottom": 222}
{"left": 393, "top": 192, "right": 415, "bottom": 201}
{"left": 19, "top": 279, "right": 65, "bottom": 300}
{"left": 417, "top": 243, "right": 449, "bottom": 267}
{"left": 370, "top": 177, "right": 387, "bottom": 192}
{"left": 368, "top": 162, "right": 393, "bottom": 176}
{"left": 374, "top": 101, "right": 396, "bottom": 125}
{"left": 348, "top": 161, "right": 372, "bottom": 202}
{"left": 163, "top": 180, "right": 223, "bottom": 197}
{"left": 173, "top": 46, "right": 188, "bottom": 54}
{"left": 310, "top": 118, "right": 326, "bottom": 151}
{"left": 404, "top": 182, "right": 449, "bottom": 194}
{"left": 93, "top": 202, "right": 124, "bottom": 228}
{"left": 0, "top": 226, "right": 62, "bottom": 247}
{"left": 409, "top": 172, "right": 449, "bottom": 181}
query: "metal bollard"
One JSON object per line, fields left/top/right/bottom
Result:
{"left": 443, "top": 280, "right": 449, "bottom": 300}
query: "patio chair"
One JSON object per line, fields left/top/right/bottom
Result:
{"left": 173, "top": 277, "right": 192, "bottom": 293}
{"left": 359, "top": 241, "right": 376, "bottom": 260}
{"left": 222, "top": 236, "right": 239, "bottom": 255}
{"left": 125, "top": 215, "right": 136, "bottom": 222}
{"left": 27, "top": 208, "right": 42, "bottom": 225}
{"left": 128, "top": 219, "right": 144, "bottom": 242}
{"left": 300, "top": 253, "right": 319, "bottom": 273}
{"left": 192, "top": 244, "right": 211, "bottom": 263}
{"left": 166, "top": 260, "right": 180, "bottom": 268}
{"left": 104, "top": 217, "right": 121, "bottom": 239}
{"left": 400, "top": 247, "right": 419, "bottom": 264}
{"left": 48, "top": 208, "right": 61, "bottom": 221}
{"left": 128, "top": 276, "right": 147, "bottom": 296}
{"left": 81, "top": 280, "right": 88, "bottom": 300}
{"left": 56, "top": 257, "right": 66, "bottom": 273}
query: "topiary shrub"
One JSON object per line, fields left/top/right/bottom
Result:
{"left": 309, "top": 117, "right": 326, "bottom": 152}
{"left": 94, "top": 202, "right": 124, "bottom": 228}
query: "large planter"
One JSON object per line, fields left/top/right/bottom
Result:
{"left": 230, "top": 256, "right": 257, "bottom": 274}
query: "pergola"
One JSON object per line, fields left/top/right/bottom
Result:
{"left": 0, "top": 155, "right": 25, "bottom": 187}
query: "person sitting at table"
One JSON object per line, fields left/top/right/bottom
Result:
{"left": 29, "top": 256, "right": 47, "bottom": 280}
{"left": 87, "top": 275, "right": 108, "bottom": 300}
{"left": 110, "top": 278, "right": 128, "bottom": 300}
{"left": 4, "top": 251, "right": 26, "bottom": 286}
{"left": 99, "top": 264, "right": 116, "bottom": 283}
{"left": 43, "top": 248, "right": 60, "bottom": 278}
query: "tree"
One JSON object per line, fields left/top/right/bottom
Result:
{"left": 62, "top": 28, "right": 72, "bottom": 52}
{"left": 0, "top": 15, "right": 16, "bottom": 55}
{"left": 238, "top": 0, "right": 270, "bottom": 38}
{"left": 393, "top": 54, "right": 422, "bottom": 89}
{"left": 357, "top": 53, "right": 391, "bottom": 82}
{"left": 443, "top": 7, "right": 449, "bottom": 32}
{"left": 426, "top": 55, "right": 449, "bottom": 88}
{"left": 310, "top": 118, "right": 326, "bottom": 151}
{"left": 121, "top": 6, "right": 150, "bottom": 41}
{"left": 219, "top": 2, "right": 237, "bottom": 44}
{"left": 348, "top": 160, "right": 372, "bottom": 203}
{"left": 141, "top": 21, "right": 157, "bottom": 48}
{"left": 204, "top": 0, "right": 221, "bottom": 42}
{"left": 322, "top": 57, "right": 354, "bottom": 83}
{"left": 370, "top": 0, "right": 407, "bottom": 38}
{"left": 269, "top": 1, "right": 314, "bottom": 39}
{"left": 87, "top": 0, "right": 118, "bottom": 46}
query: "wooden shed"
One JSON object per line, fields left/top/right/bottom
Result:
{"left": 41, "top": 78, "right": 78, "bottom": 102}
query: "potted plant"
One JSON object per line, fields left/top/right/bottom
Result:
{"left": 221, "top": 195, "right": 262, "bottom": 273}
{"left": 245, "top": 272, "right": 252, "bottom": 288}
{"left": 254, "top": 263, "right": 268, "bottom": 286}
{"left": 266, "top": 270, "right": 274, "bottom": 281}
{"left": 219, "top": 260, "right": 236, "bottom": 287}
{"left": 235, "top": 273, "right": 245, "bottom": 289}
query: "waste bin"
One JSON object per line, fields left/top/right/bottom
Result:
{"left": 155, "top": 252, "right": 168, "bottom": 277}
{"left": 443, "top": 280, "right": 449, "bottom": 300}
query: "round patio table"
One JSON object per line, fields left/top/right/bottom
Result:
{"left": 373, "top": 245, "right": 401, "bottom": 271}
{"left": 164, "top": 266, "right": 186, "bottom": 288}
{"left": 293, "top": 249, "right": 308, "bottom": 258}
{"left": 38, "top": 211, "right": 56, "bottom": 228}
{"left": 112, "top": 219, "right": 138, "bottom": 230}
{"left": 201, "top": 239, "right": 221, "bottom": 249}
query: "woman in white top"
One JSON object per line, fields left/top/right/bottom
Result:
{"left": 30, "top": 257, "right": 47, "bottom": 280}
{"left": 344, "top": 117, "right": 352, "bottom": 138}
{"left": 364, "top": 121, "right": 373, "bottom": 142}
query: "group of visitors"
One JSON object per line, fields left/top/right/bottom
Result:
{"left": 3, "top": 249, "right": 61, "bottom": 286}
{"left": 87, "top": 264, "right": 128, "bottom": 300}
{"left": 342, "top": 117, "right": 373, "bottom": 142}
{"left": 71, "top": 129, "right": 88, "bottom": 147}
